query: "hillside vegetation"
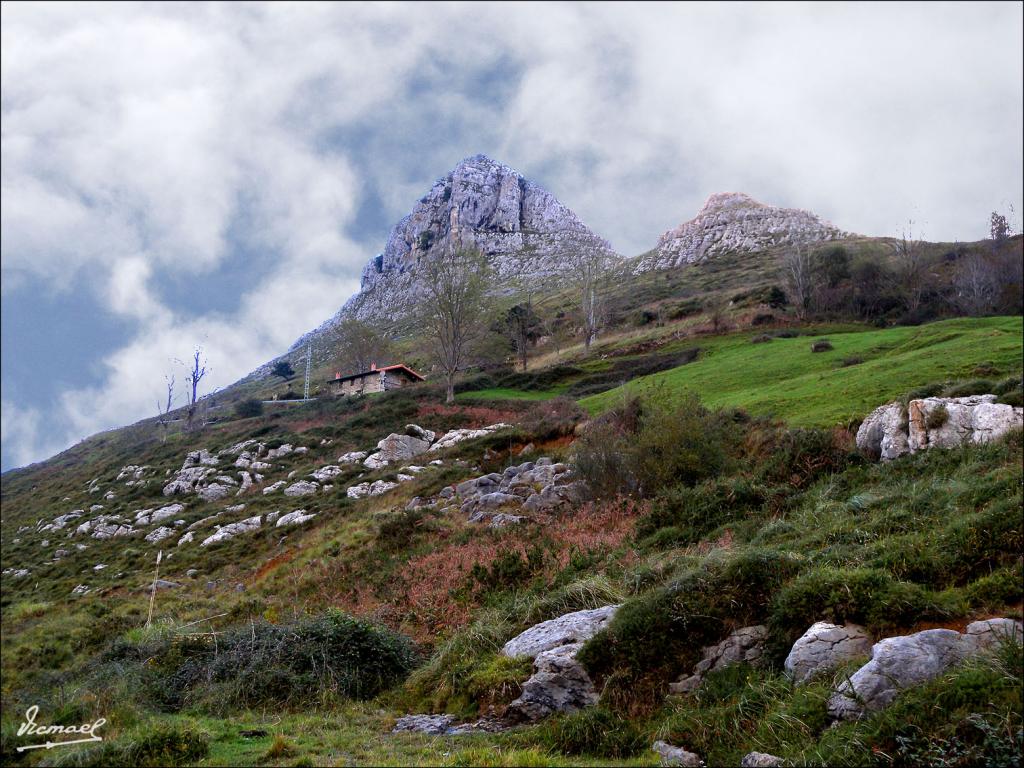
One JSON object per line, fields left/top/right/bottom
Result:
{"left": 2, "top": 220, "right": 1022, "bottom": 766}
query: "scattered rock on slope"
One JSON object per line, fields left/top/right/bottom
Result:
{"left": 669, "top": 625, "right": 768, "bottom": 694}
{"left": 784, "top": 621, "right": 873, "bottom": 685}
{"left": 501, "top": 605, "right": 619, "bottom": 722}
{"left": 827, "top": 619, "right": 1023, "bottom": 720}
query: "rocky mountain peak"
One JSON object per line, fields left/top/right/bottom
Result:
{"left": 634, "top": 192, "right": 851, "bottom": 273}
{"left": 338, "top": 155, "right": 619, "bottom": 323}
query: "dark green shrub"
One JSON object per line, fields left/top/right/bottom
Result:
{"left": 234, "top": 399, "right": 264, "bottom": 418}
{"left": 573, "top": 393, "right": 733, "bottom": 499}
{"left": 964, "top": 565, "right": 1024, "bottom": 611}
{"left": 943, "top": 379, "right": 995, "bottom": 398}
{"left": 768, "top": 567, "right": 946, "bottom": 655}
{"left": 810, "top": 339, "right": 834, "bottom": 352}
{"left": 543, "top": 707, "right": 645, "bottom": 758}
{"left": 993, "top": 376, "right": 1023, "bottom": 395}
{"left": 579, "top": 550, "right": 801, "bottom": 693}
{"left": 628, "top": 394, "right": 731, "bottom": 495}
{"left": 903, "top": 381, "right": 945, "bottom": 402}
{"left": 470, "top": 544, "right": 550, "bottom": 594}
{"left": 108, "top": 610, "right": 416, "bottom": 713}
{"left": 637, "top": 478, "right": 768, "bottom": 546}
{"left": 752, "top": 427, "right": 853, "bottom": 489}
{"left": 518, "top": 397, "right": 584, "bottom": 442}
{"left": 375, "top": 508, "right": 431, "bottom": 551}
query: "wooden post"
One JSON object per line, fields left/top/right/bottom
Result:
{"left": 145, "top": 549, "right": 163, "bottom": 629}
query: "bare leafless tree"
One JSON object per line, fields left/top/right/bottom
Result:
{"left": 892, "top": 221, "right": 929, "bottom": 313}
{"left": 419, "top": 246, "right": 491, "bottom": 403}
{"left": 571, "top": 251, "right": 608, "bottom": 350}
{"left": 953, "top": 252, "right": 999, "bottom": 316}
{"left": 331, "top": 317, "right": 391, "bottom": 374}
{"left": 155, "top": 374, "right": 175, "bottom": 442}
{"left": 782, "top": 243, "right": 814, "bottom": 320}
{"left": 183, "top": 347, "right": 209, "bottom": 431}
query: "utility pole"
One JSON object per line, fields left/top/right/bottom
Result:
{"left": 303, "top": 343, "right": 312, "bottom": 400}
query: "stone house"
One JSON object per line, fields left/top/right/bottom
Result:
{"left": 328, "top": 363, "right": 425, "bottom": 396}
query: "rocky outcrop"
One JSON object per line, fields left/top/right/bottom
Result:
{"left": 964, "top": 617, "right": 1023, "bottom": 649}
{"left": 502, "top": 605, "right": 619, "bottom": 659}
{"left": 144, "top": 526, "right": 176, "bottom": 543}
{"left": 200, "top": 515, "right": 262, "bottom": 547}
{"left": 430, "top": 424, "right": 511, "bottom": 452}
{"left": 338, "top": 451, "right": 368, "bottom": 464}
{"left": 134, "top": 503, "right": 186, "bottom": 527}
{"left": 635, "top": 192, "right": 849, "bottom": 273}
{"left": 346, "top": 479, "right": 399, "bottom": 499}
{"left": 392, "top": 714, "right": 456, "bottom": 735}
{"left": 652, "top": 741, "right": 703, "bottom": 767}
{"left": 284, "top": 480, "right": 319, "bottom": 497}
{"left": 332, "top": 155, "right": 619, "bottom": 325}
{"left": 784, "top": 622, "right": 873, "bottom": 685}
{"left": 501, "top": 605, "right": 619, "bottom": 723}
{"left": 275, "top": 509, "right": 316, "bottom": 527}
{"left": 506, "top": 642, "right": 599, "bottom": 722}
{"left": 669, "top": 626, "right": 768, "bottom": 694}
{"left": 391, "top": 713, "right": 506, "bottom": 736}
{"left": 854, "top": 402, "right": 908, "bottom": 461}
{"left": 451, "top": 458, "right": 582, "bottom": 523}
{"left": 75, "top": 515, "right": 134, "bottom": 539}
{"left": 827, "top": 619, "right": 1022, "bottom": 720}
{"left": 907, "top": 395, "right": 1023, "bottom": 452}
{"left": 858, "top": 396, "right": 1023, "bottom": 461}
{"left": 741, "top": 753, "right": 784, "bottom": 767}
{"left": 364, "top": 434, "right": 432, "bottom": 470}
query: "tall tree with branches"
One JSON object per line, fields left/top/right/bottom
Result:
{"left": 419, "top": 246, "right": 491, "bottom": 403}
{"left": 502, "top": 298, "right": 543, "bottom": 371}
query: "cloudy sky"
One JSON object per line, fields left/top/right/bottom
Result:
{"left": 2, "top": 2, "right": 1022, "bottom": 471}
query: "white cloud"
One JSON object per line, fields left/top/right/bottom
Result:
{"left": 2, "top": 1, "right": 1021, "bottom": 469}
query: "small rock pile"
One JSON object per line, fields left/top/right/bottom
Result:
{"left": 437, "top": 458, "right": 582, "bottom": 527}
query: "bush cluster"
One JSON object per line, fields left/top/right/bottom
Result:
{"left": 573, "top": 393, "right": 734, "bottom": 499}
{"left": 102, "top": 610, "right": 416, "bottom": 713}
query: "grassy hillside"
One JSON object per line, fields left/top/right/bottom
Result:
{"left": 582, "top": 316, "right": 1023, "bottom": 425}
{"left": 456, "top": 317, "right": 1023, "bottom": 429}
{"left": 2, "top": 227, "right": 1021, "bottom": 765}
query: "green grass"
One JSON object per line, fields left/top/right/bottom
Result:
{"left": 581, "top": 316, "right": 1023, "bottom": 425}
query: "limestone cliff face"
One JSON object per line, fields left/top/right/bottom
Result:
{"left": 634, "top": 192, "right": 850, "bottom": 273}
{"left": 343, "top": 154, "right": 619, "bottom": 322}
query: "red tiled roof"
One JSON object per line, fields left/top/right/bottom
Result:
{"left": 330, "top": 363, "right": 425, "bottom": 383}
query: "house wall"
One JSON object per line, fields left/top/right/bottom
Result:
{"left": 332, "top": 370, "right": 419, "bottom": 396}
